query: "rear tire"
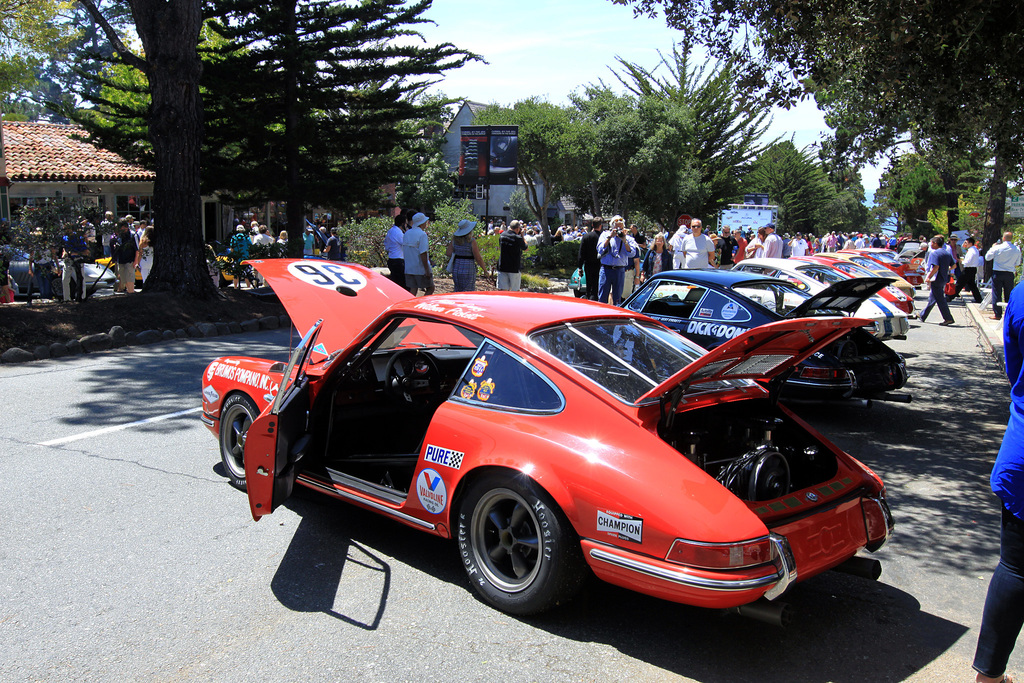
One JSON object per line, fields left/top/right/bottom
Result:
{"left": 219, "top": 393, "right": 258, "bottom": 491}
{"left": 457, "top": 473, "right": 587, "bottom": 615}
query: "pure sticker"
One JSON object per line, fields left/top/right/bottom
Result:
{"left": 424, "top": 444, "right": 464, "bottom": 470}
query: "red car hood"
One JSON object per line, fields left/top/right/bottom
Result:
{"left": 248, "top": 259, "right": 412, "bottom": 354}
{"left": 637, "top": 316, "right": 867, "bottom": 403}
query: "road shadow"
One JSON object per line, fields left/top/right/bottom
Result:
{"left": 259, "top": 486, "right": 965, "bottom": 683}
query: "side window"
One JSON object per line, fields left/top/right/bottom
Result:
{"left": 453, "top": 342, "right": 562, "bottom": 413}
{"left": 697, "top": 290, "right": 752, "bottom": 323}
{"left": 640, "top": 281, "right": 708, "bottom": 319}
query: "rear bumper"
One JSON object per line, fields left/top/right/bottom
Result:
{"left": 582, "top": 532, "right": 796, "bottom": 609}
{"left": 582, "top": 494, "right": 892, "bottom": 609}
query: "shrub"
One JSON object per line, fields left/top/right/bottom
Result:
{"left": 532, "top": 241, "right": 579, "bottom": 271}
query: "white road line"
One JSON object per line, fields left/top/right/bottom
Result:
{"left": 38, "top": 407, "right": 205, "bottom": 447}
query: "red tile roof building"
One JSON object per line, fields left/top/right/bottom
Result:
{"left": 2, "top": 121, "right": 154, "bottom": 182}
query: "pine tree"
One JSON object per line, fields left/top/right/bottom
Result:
{"left": 202, "top": 0, "right": 475, "bottom": 235}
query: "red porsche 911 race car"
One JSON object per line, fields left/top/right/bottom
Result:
{"left": 201, "top": 259, "right": 893, "bottom": 619}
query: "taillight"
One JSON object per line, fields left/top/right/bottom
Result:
{"left": 798, "top": 367, "right": 847, "bottom": 380}
{"left": 667, "top": 537, "right": 772, "bottom": 569}
{"left": 862, "top": 494, "right": 894, "bottom": 551}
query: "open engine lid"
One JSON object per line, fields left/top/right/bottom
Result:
{"left": 784, "top": 276, "right": 892, "bottom": 318}
{"left": 637, "top": 316, "right": 867, "bottom": 404}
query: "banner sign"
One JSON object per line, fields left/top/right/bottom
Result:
{"left": 720, "top": 208, "right": 775, "bottom": 231}
{"left": 459, "top": 126, "right": 519, "bottom": 186}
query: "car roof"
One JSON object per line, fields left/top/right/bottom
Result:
{"left": 390, "top": 291, "right": 636, "bottom": 338}
{"left": 648, "top": 268, "right": 777, "bottom": 288}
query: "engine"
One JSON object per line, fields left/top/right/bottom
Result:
{"left": 665, "top": 402, "right": 838, "bottom": 502}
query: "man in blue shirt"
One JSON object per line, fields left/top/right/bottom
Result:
{"left": 920, "top": 234, "right": 955, "bottom": 326}
{"left": 974, "top": 280, "right": 1024, "bottom": 683}
{"left": 597, "top": 215, "right": 639, "bottom": 305}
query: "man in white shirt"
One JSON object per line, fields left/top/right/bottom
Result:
{"left": 385, "top": 212, "right": 406, "bottom": 288}
{"left": 678, "top": 219, "right": 716, "bottom": 269}
{"left": 402, "top": 212, "right": 434, "bottom": 296}
{"left": 669, "top": 224, "right": 690, "bottom": 269}
{"left": 949, "top": 236, "right": 983, "bottom": 303}
{"left": 986, "top": 231, "right": 1023, "bottom": 320}
{"left": 791, "top": 233, "right": 809, "bottom": 257}
{"left": 763, "top": 223, "right": 783, "bottom": 258}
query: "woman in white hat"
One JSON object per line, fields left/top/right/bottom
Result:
{"left": 446, "top": 219, "right": 486, "bottom": 292}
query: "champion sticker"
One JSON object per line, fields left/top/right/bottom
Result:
{"left": 460, "top": 380, "right": 477, "bottom": 400}
{"left": 416, "top": 468, "right": 447, "bottom": 514}
{"left": 477, "top": 378, "right": 495, "bottom": 402}
{"left": 597, "top": 510, "right": 643, "bottom": 543}
{"left": 721, "top": 301, "right": 740, "bottom": 320}
{"left": 696, "top": 307, "right": 714, "bottom": 318}
{"left": 424, "top": 444, "right": 465, "bottom": 470}
{"left": 470, "top": 356, "right": 488, "bottom": 377}
{"left": 287, "top": 261, "right": 368, "bottom": 292}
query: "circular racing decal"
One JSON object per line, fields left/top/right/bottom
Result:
{"left": 416, "top": 468, "right": 447, "bottom": 514}
{"left": 287, "top": 261, "right": 368, "bottom": 292}
{"left": 206, "top": 362, "right": 217, "bottom": 382}
{"left": 721, "top": 301, "right": 740, "bottom": 320}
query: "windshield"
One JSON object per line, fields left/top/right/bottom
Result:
{"left": 730, "top": 280, "right": 810, "bottom": 316}
{"left": 797, "top": 264, "right": 847, "bottom": 285}
{"left": 531, "top": 319, "right": 705, "bottom": 404}
{"left": 836, "top": 260, "right": 880, "bottom": 279}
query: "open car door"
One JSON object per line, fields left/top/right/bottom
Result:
{"left": 243, "top": 320, "right": 323, "bottom": 521}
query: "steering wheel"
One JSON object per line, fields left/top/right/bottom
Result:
{"left": 384, "top": 349, "right": 442, "bottom": 409}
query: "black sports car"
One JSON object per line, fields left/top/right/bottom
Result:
{"left": 622, "top": 269, "right": 910, "bottom": 405}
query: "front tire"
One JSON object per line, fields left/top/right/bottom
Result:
{"left": 219, "top": 393, "right": 258, "bottom": 491}
{"left": 457, "top": 473, "right": 587, "bottom": 615}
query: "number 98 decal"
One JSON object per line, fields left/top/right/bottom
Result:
{"left": 287, "top": 262, "right": 368, "bottom": 292}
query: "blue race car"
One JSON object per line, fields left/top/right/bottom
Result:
{"left": 621, "top": 269, "right": 910, "bottom": 406}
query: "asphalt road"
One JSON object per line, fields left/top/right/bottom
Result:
{"left": 0, "top": 292, "right": 1015, "bottom": 683}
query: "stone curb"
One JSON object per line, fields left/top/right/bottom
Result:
{"left": 1, "top": 313, "right": 291, "bottom": 365}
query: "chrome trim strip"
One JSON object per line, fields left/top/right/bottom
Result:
{"left": 865, "top": 496, "right": 895, "bottom": 552}
{"left": 200, "top": 413, "right": 215, "bottom": 426}
{"left": 297, "top": 474, "right": 435, "bottom": 531}
{"left": 588, "top": 547, "right": 780, "bottom": 592}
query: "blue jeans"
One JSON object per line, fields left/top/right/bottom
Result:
{"left": 974, "top": 506, "right": 1024, "bottom": 678}
{"left": 597, "top": 264, "right": 625, "bottom": 305}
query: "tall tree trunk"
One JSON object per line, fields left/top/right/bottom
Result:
{"left": 130, "top": 0, "right": 215, "bottom": 298}
{"left": 940, "top": 170, "right": 959, "bottom": 236}
{"left": 283, "top": 0, "right": 305, "bottom": 239}
{"left": 982, "top": 154, "right": 1006, "bottom": 281}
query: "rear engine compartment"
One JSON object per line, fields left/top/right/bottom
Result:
{"left": 661, "top": 399, "right": 839, "bottom": 502}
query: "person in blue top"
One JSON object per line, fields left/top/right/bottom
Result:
{"left": 228, "top": 225, "right": 254, "bottom": 289}
{"left": 919, "top": 234, "right": 956, "bottom": 326}
{"left": 974, "top": 280, "right": 1024, "bottom": 683}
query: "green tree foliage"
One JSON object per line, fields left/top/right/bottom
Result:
{"left": 506, "top": 189, "right": 533, "bottom": 223}
{"left": 743, "top": 141, "right": 836, "bottom": 235}
{"left": 474, "top": 98, "right": 593, "bottom": 240}
{"left": 202, "top": 0, "right": 475, "bottom": 238}
{"left": 613, "top": 0, "right": 1024, "bottom": 251}
{"left": 570, "top": 86, "right": 686, "bottom": 223}
{"left": 0, "top": 0, "right": 74, "bottom": 101}
{"left": 874, "top": 154, "right": 947, "bottom": 233}
{"left": 610, "top": 47, "right": 773, "bottom": 228}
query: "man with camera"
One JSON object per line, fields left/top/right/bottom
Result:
{"left": 597, "top": 215, "right": 640, "bottom": 305}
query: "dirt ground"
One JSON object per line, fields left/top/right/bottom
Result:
{"left": 0, "top": 276, "right": 489, "bottom": 354}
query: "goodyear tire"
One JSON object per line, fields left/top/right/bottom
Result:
{"left": 457, "top": 473, "right": 587, "bottom": 615}
{"left": 219, "top": 393, "right": 258, "bottom": 491}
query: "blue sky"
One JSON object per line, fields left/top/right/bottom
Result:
{"left": 418, "top": 0, "right": 884, "bottom": 194}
